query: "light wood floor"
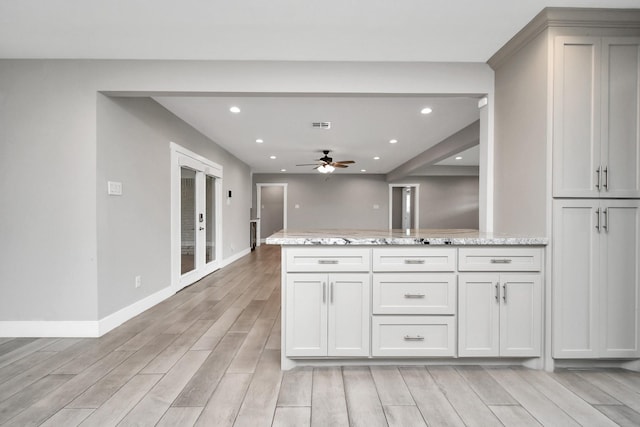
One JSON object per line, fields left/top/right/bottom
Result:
{"left": 1, "top": 246, "right": 640, "bottom": 426}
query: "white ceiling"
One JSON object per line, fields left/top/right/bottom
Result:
{"left": 1, "top": 0, "right": 638, "bottom": 61}
{"left": 154, "top": 95, "right": 480, "bottom": 174}
{"left": 2, "top": 0, "right": 637, "bottom": 175}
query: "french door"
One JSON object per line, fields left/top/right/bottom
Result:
{"left": 171, "top": 143, "right": 222, "bottom": 291}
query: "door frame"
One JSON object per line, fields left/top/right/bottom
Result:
{"left": 388, "top": 184, "right": 420, "bottom": 229}
{"left": 256, "top": 183, "right": 288, "bottom": 246}
{"left": 170, "top": 142, "right": 223, "bottom": 292}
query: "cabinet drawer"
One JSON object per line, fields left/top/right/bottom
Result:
{"left": 372, "top": 274, "right": 456, "bottom": 315}
{"left": 458, "top": 248, "right": 542, "bottom": 271}
{"left": 372, "top": 248, "right": 456, "bottom": 272}
{"left": 371, "top": 316, "right": 455, "bottom": 357}
{"left": 285, "top": 248, "right": 370, "bottom": 272}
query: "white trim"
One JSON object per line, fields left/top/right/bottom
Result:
{"left": 170, "top": 142, "right": 224, "bottom": 292}
{"left": 0, "top": 248, "right": 253, "bottom": 338}
{"left": 388, "top": 184, "right": 420, "bottom": 229}
{"left": 256, "top": 183, "right": 288, "bottom": 247}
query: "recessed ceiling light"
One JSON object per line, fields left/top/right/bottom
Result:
{"left": 270, "top": 155, "right": 276, "bottom": 159}
{"left": 280, "top": 168, "right": 287, "bottom": 172}
{"left": 373, "top": 156, "right": 380, "bottom": 160}
{"left": 389, "top": 139, "right": 398, "bottom": 144}
{"left": 256, "top": 139, "right": 264, "bottom": 144}
{"left": 360, "top": 169, "right": 367, "bottom": 172}
{"left": 421, "top": 107, "right": 433, "bottom": 115}
{"left": 229, "top": 106, "right": 241, "bottom": 113}
{"left": 455, "top": 156, "right": 463, "bottom": 160}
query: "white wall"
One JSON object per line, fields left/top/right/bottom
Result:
{"left": 0, "top": 59, "right": 493, "bottom": 330}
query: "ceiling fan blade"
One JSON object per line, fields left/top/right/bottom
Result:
{"left": 333, "top": 164, "right": 349, "bottom": 168}
{"left": 334, "top": 160, "right": 355, "bottom": 164}
{"left": 296, "top": 163, "right": 322, "bottom": 166}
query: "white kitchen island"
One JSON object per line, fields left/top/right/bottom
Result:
{"left": 266, "top": 229, "right": 548, "bottom": 370}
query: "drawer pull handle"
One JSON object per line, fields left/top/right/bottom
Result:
{"left": 318, "top": 260, "right": 339, "bottom": 265}
{"left": 490, "top": 259, "right": 512, "bottom": 264}
{"left": 404, "top": 293, "right": 426, "bottom": 299}
{"left": 404, "top": 259, "right": 425, "bottom": 265}
{"left": 404, "top": 335, "right": 425, "bottom": 341}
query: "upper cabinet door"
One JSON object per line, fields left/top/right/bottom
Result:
{"left": 553, "top": 37, "right": 602, "bottom": 198}
{"left": 601, "top": 38, "right": 640, "bottom": 198}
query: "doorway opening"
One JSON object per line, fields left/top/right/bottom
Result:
{"left": 389, "top": 184, "right": 420, "bottom": 230}
{"left": 256, "top": 183, "right": 288, "bottom": 246}
{"left": 171, "top": 142, "right": 223, "bottom": 291}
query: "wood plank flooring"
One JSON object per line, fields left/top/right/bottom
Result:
{"left": 1, "top": 245, "right": 639, "bottom": 426}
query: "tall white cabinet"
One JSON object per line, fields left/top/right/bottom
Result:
{"left": 490, "top": 8, "right": 640, "bottom": 364}
{"left": 553, "top": 200, "right": 640, "bottom": 358}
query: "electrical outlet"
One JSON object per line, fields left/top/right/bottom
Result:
{"left": 135, "top": 275, "right": 141, "bottom": 288}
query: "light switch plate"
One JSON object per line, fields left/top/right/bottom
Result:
{"left": 108, "top": 181, "right": 123, "bottom": 196}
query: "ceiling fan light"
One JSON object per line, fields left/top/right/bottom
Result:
{"left": 317, "top": 164, "right": 335, "bottom": 174}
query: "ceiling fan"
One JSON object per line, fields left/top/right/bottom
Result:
{"left": 296, "top": 150, "right": 355, "bottom": 173}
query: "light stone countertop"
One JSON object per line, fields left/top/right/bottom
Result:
{"left": 265, "top": 229, "right": 548, "bottom": 246}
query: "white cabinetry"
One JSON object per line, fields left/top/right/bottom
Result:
{"left": 371, "top": 248, "right": 457, "bottom": 357}
{"left": 553, "top": 199, "right": 640, "bottom": 358}
{"left": 553, "top": 36, "right": 640, "bottom": 198}
{"left": 458, "top": 248, "right": 542, "bottom": 358}
{"left": 285, "top": 273, "right": 370, "bottom": 357}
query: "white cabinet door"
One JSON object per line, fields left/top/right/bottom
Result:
{"left": 601, "top": 38, "right": 640, "bottom": 198}
{"left": 500, "top": 274, "right": 542, "bottom": 357}
{"left": 599, "top": 200, "right": 640, "bottom": 358}
{"left": 553, "top": 36, "right": 602, "bottom": 198}
{"left": 328, "top": 273, "right": 370, "bottom": 357}
{"left": 285, "top": 274, "right": 327, "bottom": 357}
{"left": 552, "top": 200, "right": 600, "bottom": 358}
{"left": 458, "top": 274, "right": 500, "bottom": 357}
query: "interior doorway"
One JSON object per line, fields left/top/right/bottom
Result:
{"left": 256, "top": 183, "right": 287, "bottom": 246}
{"left": 389, "top": 184, "right": 420, "bottom": 230}
{"left": 171, "top": 143, "right": 223, "bottom": 291}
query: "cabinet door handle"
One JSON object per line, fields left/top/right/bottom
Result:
{"left": 318, "top": 259, "right": 338, "bottom": 265}
{"left": 490, "top": 259, "right": 512, "bottom": 264}
{"left": 322, "top": 282, "right": 326, "bottom": 303}
{"left": 595, "top": 208, "right": 601, "bottom": 231}
{"left": 603, "top": 208, "right": 609, "bottom": 231}
{"left": 596, "top": 166, "right": 601, "bottom": 190}
{"left": 495, "top": 283, "right": 499, "bottom": 302}
{"left": 603, "top": 166, "right": 608, "bottom": 190}
{"left": 404, "top": 259, "right": 425, "bottom": 265}
{"left": 503, "top": 283, "right": 507, "bottom": 303}
{"left": 404, "top": 335, "right": 425, "bottom": 341}
{"left": 330, "top": 282, "right": 334, "bottom": 304}
{"left": 404, "top": 293, "right": 426, "bottom": 299}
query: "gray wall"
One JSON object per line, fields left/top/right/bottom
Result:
{"left": 96, "top": 96, "right": 251, "bottom": 318}
{"left": 253, "top": 174, "right": 479, "bottom": 230}
{"left": 0, "top": 59, "right": 492, "bottom": 323}
{"left": 492, "top": 31, "right": 548, "bottom": 235}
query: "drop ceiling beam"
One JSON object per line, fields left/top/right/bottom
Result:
{"left": 386, "top": 120, "right": 479, "bottom": 182}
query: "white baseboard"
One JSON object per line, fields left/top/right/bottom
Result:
{"left": 0, "top": 248, "right": 253, "bottom": 338}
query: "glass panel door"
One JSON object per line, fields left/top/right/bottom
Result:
{"left": 173, "top": 145, "right": 223, "bottom": 291}
{"left": 181, "top": 167, "right": 197, "bottom": 275}
{"left": 205, "top": 174, "right": 216, "bottom": 264}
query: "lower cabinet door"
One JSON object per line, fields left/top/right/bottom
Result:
{"left": 458, "top": 274, "right": 500, "bottom": 357}
{"left": 285, "top": 274, "right": 327, "bottom": 357}
{"left": 499, "top": 274, "right": 542, "bottom": 357}
{"left": 371, "top": 316, "right": 455, "bottom": 357}
{"left": 328, "top": 273, "right": 370, "bottom": 357}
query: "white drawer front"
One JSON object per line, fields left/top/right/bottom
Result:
{"left": 285, "top": 248, "right": 370, "bottom": 272}
{"left": 372, "top": 274, "right": 456, "bottom": 315}
{"left": 371, "top": 316, "right": 455, "bottom": 357}
{"left": 458, "top": 248, "right": 542, "bottom": 272}
{"left": 372, "top": 248, "right": 456, "bottom": 272}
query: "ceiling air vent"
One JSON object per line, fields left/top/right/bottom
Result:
{"left": 312, "top": 121, "right": 331, "bottom": 129}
